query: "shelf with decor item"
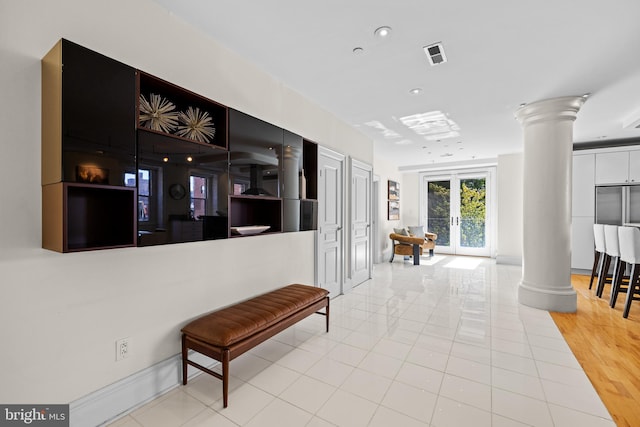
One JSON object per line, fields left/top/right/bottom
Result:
{"left": 137, "top": 72, "right": 228, "bottom": 150}
{"left": 229, "top": 195, "right": 282, "bottom": 237}
{"left": 42, "top": 182, "right": 137, "bottom": 252}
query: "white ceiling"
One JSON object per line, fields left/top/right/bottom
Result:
{"left": 151, "top": 0, "right": 640, "bottom": 170}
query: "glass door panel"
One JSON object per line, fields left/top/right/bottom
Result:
{"left": 427, "top": 179, "right": 452, "bottom": 253}
{"left": 459, "top": 177, "right": 486, "bottom": 249}
{"left": 425, "top": 173, "right": 490, "bottom": 256}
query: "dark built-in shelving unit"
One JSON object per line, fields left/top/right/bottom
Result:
{"left": 41, "top": 38, "right": 317, "bottom": 252}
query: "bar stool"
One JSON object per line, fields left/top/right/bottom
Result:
{"left": 617, "top": 226, "right": 640, "bottom": 318}
{"left": 610, "top": 227, "right": 631, "bottom": 308}
{"left": 589, "top": 224, "right": 606, "bottom": 290}
{"left": 597, "top": 225, "right": 622, "bottom": 299}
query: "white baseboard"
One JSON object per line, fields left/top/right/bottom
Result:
{"left": 70, "top": 352, "right": 217, "bottom": 427}
{"left": 495, "top": 255, "right": 522, "bottom": 266}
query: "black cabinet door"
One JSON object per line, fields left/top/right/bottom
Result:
{"left": 61, "top": 39, "right": 136, "bottom": 185}
{"left": 228, "top": 109, "right": 283, "bottom": 197}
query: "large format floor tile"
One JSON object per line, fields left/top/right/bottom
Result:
{"left": 107, "top": 256, "right": 615, "bottom": 427}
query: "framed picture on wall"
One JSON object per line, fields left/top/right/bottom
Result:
{"left": 388, "top": 180, "right": 399, "bottom": 200}
{"left": 388, "top": 200, "right": 399, "bottom": 220}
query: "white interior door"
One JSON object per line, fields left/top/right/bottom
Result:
{"left": 372, "top": 177, "right": 380, "bottom": 264}
{"left": 317, "top": 147, "right": 344, "bottom": 298}
{"left": 350, "top": 159, "right": 372, "bottom": 288}
{"left": 424, "top": 172, "right": 490, "bottom": 256}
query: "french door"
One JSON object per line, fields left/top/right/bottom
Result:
{"left": 424, "top": 172, "right": 490, "bottom": 256}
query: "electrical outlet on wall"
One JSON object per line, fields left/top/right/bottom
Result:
{"left": 116, "top": 337, "right": 131, "bottom": 361}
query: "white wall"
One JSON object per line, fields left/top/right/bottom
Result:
{"left": 0, "top": 0, "right": 372, "bottom": 405}
{"left": 372, "top": 156, "right": 403, "bottom": 262}
{"left": 496, "top": 153, "right": 524, "bottom": 264}
{"left": 401, "top": 173, "right": 421, "bottom": 226}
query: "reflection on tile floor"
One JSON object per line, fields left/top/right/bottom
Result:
{"left": 107, "top": 256, "right": 615, "bottom": 427}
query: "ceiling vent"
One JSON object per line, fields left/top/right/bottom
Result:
{"left": 424, "top": 42, "right": 447, "bottom": 65}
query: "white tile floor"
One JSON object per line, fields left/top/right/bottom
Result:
{"left": 107, "top": 255, "right": 615, "bottom": 427}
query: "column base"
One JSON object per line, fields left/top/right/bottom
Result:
{"left": 518, "top": 280, "right": 577, "bottom": 313}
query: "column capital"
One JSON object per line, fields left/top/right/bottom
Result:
{"left": 515, "top": 96, "right": 586, "bottom": 126}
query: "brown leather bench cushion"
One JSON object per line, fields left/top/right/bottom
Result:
{"left": 181, "top": 284, "right": 329, "bottom": 347}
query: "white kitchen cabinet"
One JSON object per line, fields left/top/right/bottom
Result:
{"left": 595, "top": 150, "right": 640, "bottom": 185}
{"left": 629, "top": 150, "right": 640, "bottom": 183}
{"left": 571, "top": 216, "right": 595, "bottom": 271}
{"left": 571, "top": 154, "right": 595, "bottom": 271}
{"left": 595, "top": 151, "right": 631, "bottom": 184}
{"left": 572, "top": 154, "right": 594, "bottom": 215}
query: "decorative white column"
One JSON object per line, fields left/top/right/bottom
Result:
{"left": 515, "top": 96, "right": 586, "bottom": 312}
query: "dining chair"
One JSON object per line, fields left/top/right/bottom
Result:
{"left": 590, "top": 224, "right": 606, "bottom": 290}
{"left": 617, "top": 226, "right": 640, "bottom": 318}
{"left": 597, "top": 225, "right": 622, "bottom": 299}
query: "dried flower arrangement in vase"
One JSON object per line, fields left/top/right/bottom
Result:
{"left": 176, "top": 106, "right": 216, "bottom": 143}
{"left": 139, "top": 94, "right": 179, "bottom": 133}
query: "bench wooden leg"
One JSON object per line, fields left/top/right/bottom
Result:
{"left": 222, "top": 349, "right": 230, "bottom": 408}
{"left": 326, "top": 297, "right": 330, "bottom": 332}
{"left": 181, "top": 334, "right": 188, "bottom": 385}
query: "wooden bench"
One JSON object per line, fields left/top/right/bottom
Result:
{"left": 181, "top": 284, "right": 330, "bottom": 407}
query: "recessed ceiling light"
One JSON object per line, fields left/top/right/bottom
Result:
{"left": 374, "top": 26, "right": 392, "bottom": 38}
{"left": 352, "top": 47, "right": 364, "bottom": 55}
{"left": 163, "top": 157, "right": 169, "bottom": 162}
{"left": 409, "top": 88, "right": 422, "bottom": 95}
{"left": 186, "top": 156, "right": 193, "bottom": 162}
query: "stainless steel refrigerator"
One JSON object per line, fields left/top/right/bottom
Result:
{"left": 595, "top": 185, "right": 640, "bottom": 225}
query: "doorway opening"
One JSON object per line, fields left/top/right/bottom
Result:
{"left": 422, "top": 169, "right": 494, "bottom": 257}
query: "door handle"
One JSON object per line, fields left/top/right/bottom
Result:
{"left": 456, "top": 217, "right": 459, "bottom": 225}
{"left": 451, "top": 217, "right": 454, "bottom": 226}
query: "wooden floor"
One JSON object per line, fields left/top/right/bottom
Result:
{"left": 551, "top": 275, "right": 640, "bottom": 427}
